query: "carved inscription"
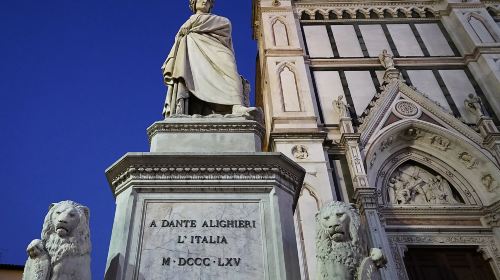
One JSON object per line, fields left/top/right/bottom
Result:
{"left": 138, "top": 201, "right": 264, "bottom": 280}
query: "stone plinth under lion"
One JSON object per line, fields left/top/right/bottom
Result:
{"left": 23, "top": 201, "right": 91, "bottom": 280}
{"left": 315, "top": 201, "right": 386, "bottom": 280}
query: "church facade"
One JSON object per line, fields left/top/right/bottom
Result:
{"left": 252, "top": 0, "right": 500, "bottom": 279}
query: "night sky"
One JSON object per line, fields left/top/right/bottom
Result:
{"left": 0, "top": 0, "right": 256, "bottom": 277}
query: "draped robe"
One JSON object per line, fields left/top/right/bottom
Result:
{"left": 161, "top": 13, "right": 243, "bottom": 116}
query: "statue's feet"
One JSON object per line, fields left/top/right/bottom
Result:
{"left": 231, "top": 105, "right": 263, "bottom": 122}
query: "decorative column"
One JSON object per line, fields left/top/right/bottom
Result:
{"left": 336, "top": 98, "right": 399, "bottom": 279}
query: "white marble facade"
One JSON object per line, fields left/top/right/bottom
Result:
{"left": 253, "top": 0, "right": 500, "bottom": 279}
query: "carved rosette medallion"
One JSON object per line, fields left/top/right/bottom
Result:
{"left": 392, "top": 99, "right": 422, "bottom": 119}
{"left": 292, "top": 145, "right": 309, "bottom": 160}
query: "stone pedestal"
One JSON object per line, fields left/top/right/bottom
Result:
{"left": 104, "top": 118, "right": 305, "bottom": 280}
{"left": 147, "top": 118, "right": 265, "bottom": 153}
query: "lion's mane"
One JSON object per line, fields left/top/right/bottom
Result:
{"left": 315, "top": 201, "right": 365, "bottom": 276}
{"left": 41, "top": 201, "right": 91, "bottom": 266}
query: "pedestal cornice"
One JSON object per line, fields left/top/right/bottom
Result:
{"left": 105, "top": 152, "right": 305, "bottom": 209}
{"left": 147, "top": 118, "right": 265, "bottom": 143}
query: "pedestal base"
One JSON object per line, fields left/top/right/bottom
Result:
{"left": 147, "top": 118, "right": 264, "bottom": 153}
{"left": 104, "top": 153, "right": 304, "bottom": 280}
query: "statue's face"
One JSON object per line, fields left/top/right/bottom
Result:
{"left": 320, "top": 209, "right": 350, "bottom": 242}
{"left": 195, "top": 0, "right": 213, "bottom": 13}
{"left": 27, "top": 240, "right": 44, "bottom": 258}
{"left": 52, "top": 204, "right": 81, "bottom": 238}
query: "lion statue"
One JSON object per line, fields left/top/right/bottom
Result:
{"left": 24, "top": 201, "right": 91, "bottom": 280}
{"left": 315, "top": 201, "right": 386, "bottom": 280}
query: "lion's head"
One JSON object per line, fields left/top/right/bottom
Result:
{"left": 316, "top": 201, "right": 365, "bottom": 276}
{"left": 41, "top": 201, "right": 91, "bottom": 264}
{"left": 316, "top": 201, "right": 361, "bottom": 245}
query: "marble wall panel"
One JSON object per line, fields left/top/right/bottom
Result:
{"left": 439, "top": 69, "right": 477, "bottom": 123}
{"left": 359, "top": 24, "right": 392, "bottom": 57}
{"left": 330, "top": 25, "right": 363, "bottom": 57}
{"left": 296, "top": 190, "right": 319, "bottom": 280}
{"left": 407, "top": 70, "right": 451, "bottom": 111}
{"left": 303, "top": 25, "right": 334, "bottom": 57}
{"left": 387, "top": 24, "right": 424, "bottom": 57}
{"left": 469, "top": 16, "right": 496, "bottom": 43}
{"left": 280, "top": 66, "right": 301, "bottom": 112}
{"left": 313, "top": 71, "right": 344, "bottom": 124}
{"left": 345, "top": 71, "right": 377, "bottom": 115}
{"left": 416, "top": 23, "right": 454, "bottom": 56}
{"left": 273, "top": 19, "right": 290, "bottom": 47}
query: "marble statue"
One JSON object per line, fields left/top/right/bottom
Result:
{"left": 24, "top": 201, "right": 91, "bottom": 280}
{"left": 315, "top": 201, "right": 386, "bottom": 280}
{"left": 161, "top": 0, "right": 257, "bottom": 118}
{"left": 387, "top": 165, "right": 461, "bottom": 205}
{"left": 334, "top": 95, "right": 350, "bottom": 118}
{"left": 378, "top": 49, "right": 395, "bottom": 70}
{"left": 464, "top": 93, "right": 486, "bottom": 120}
{"left": 388, "top": 176, "right": 411, "bottom": 205}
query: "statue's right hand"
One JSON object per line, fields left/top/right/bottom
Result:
{"left": 179, "top": 26, "right": 190, "bottom": 36}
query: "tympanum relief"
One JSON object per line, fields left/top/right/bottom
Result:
{"left": 387, "top": 164, "right": 462, "bottom": 205}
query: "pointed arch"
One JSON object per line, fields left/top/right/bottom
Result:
{"left": 341, "top": 10, "right": 352, "bottom": 19}
{"left": 467, "top": 12, "right": 498, "bottom": 43}
{"left": 314, "top": 10, "right": 325, "bottom": 20}
{"left": 300, "top": 10, "right": 311, "bottom": 20}
{"left": 276, "top": 62, "right": 302, "bottom": 112}
{"left": 365, "top": 119, "right": 500, "bottom": 205}
{"left": 369, "top": 9, "right": 381, "bottom": 19}
{"left": 397, "top": 8, "right": 407, "bottom": 18}
{"left": 383, "top": 8, "right": 396, "bottom": 18}
{"left": 377, "top": 152, "right": 475, "bottom": 206}
{"left": 424, "top": 8, "right": 438, "bottom": 18}
{"left": 271, "top": 17, "right": 290, "bottom": 47}
{"left": 294, "top": 183, "right": 321, "bottom": 280}
{"left": 328, "top": 10, "right": 338, "bottom": 19}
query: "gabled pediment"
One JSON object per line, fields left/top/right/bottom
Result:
{"left": 359, "top": 79, "right": 483, "bottom": 148}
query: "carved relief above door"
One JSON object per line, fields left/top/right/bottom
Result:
{"left": 387, "top": 162, "right": 463, "bottom": 206}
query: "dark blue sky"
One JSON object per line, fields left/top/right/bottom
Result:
{"left": 0, "top": 1, "right": 256, "bottom": 277}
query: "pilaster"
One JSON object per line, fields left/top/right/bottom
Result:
{"left": 441, "top": 0, "right": 500, "bottom": 114}
{"left": 339, "top": 110, "right": 399, "bottom": 279}
{"left": 478, "top": 117, "right": 500, "bottom": 165}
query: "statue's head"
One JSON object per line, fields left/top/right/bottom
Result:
{"left": 26, "top": 239, "right": 46, "bottom": 259}
{"left": 42, "top": 200, "right": 90, "bottom": 241}
{"left": 316, "top": 201, "right": 361, "bottom": 244}
{"left": 189, "top": 0, "right": 215, "bottom": 14}
{"left": 315, "top": 201, "right": 365, "bottom": 277}
{"left": 41, "top": 201, "right": 92, "bottom": 264}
